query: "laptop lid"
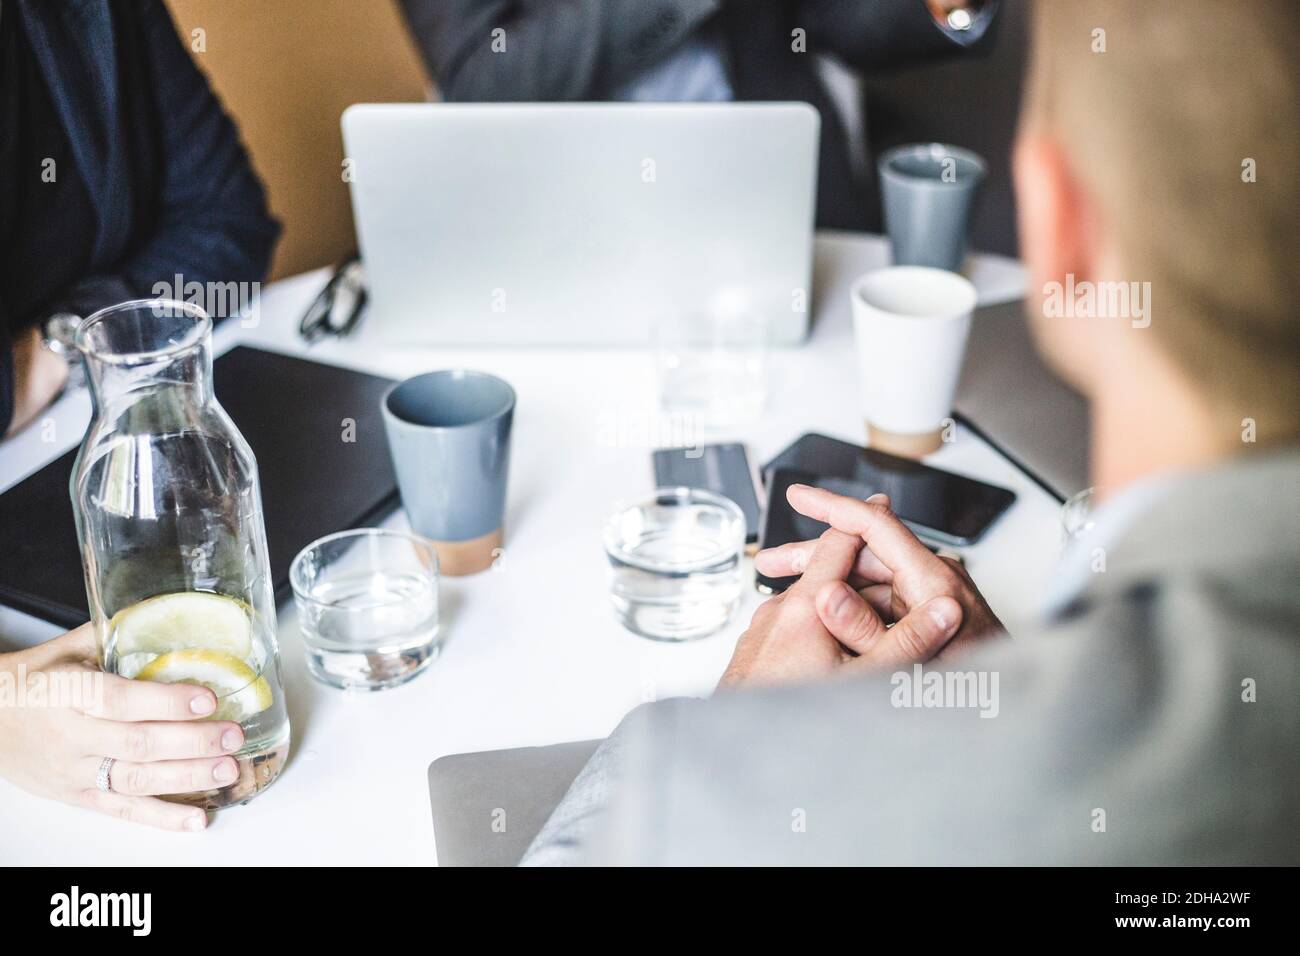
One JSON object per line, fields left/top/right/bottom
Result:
{"left": 0, "top": 347, "right": 399, "bottom": 628}
{"left": 428, "top": 741, "right": 600, "bottom": 867}
{"left": 342, "top": 102, "right": 819, "bottom": 347}
{"left": 955, "top": 299, "right": 1090, "bottom": 498}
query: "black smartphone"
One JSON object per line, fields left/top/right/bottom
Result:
{"left": 762, "top": 433, "right": 1016, "bottom": 548}
{"left": 757, "top": 467, "right": 951, "bottom": 593}
{"left": 652, "top": 443, "right": 761, "bottom": 545}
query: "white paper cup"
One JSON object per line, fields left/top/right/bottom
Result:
{"left": 850, "top": 266, "right": 977, "bottom": 457}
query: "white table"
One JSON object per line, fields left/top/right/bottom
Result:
{"left": 0, "top": 232, "right": 1059, "bottom": 865}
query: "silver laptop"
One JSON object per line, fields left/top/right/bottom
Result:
{"left": 428, "top": 741, "right": 600, "bottom": 867}
{"left": 342, "top": 103, "right": 819, "bottom": 346}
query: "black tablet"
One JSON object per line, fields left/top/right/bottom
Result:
{"left": 0, "top": 347, "right": 400, "bottom": 627}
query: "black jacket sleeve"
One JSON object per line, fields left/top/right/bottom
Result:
{"left": 799, "top": 0, "right": 999, "bottom": 73}
{"left": 1, "top": 1, "right": 277, "bottom": 435}
{"left": 0, "top": 309, "right": 12, "bottom": 437}
{"left": 93, "top": 1, "right": 279, "bottom": 316}
{"left": 399, "top": 0, "right": 722, "bottom": 100}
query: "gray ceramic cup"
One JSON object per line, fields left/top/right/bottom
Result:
{"left": 381, "top": 369, "right": 515, "bottom": 576}
{"left": 878, "top": 143, "right": 987, "bottom": 273}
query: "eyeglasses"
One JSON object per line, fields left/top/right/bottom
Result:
{"left": 299, "top": 255, "right": 367, "bottom": 342}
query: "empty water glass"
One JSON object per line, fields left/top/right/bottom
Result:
{"left": 654, "top": 310, "right": 767, "bottom": 427}
{"left": 604, "top": 488, "right": 746, "bottom": 641}
{"left": 1061, "top": 486, "right": 1100, "bottom": 544}
{"left": 290, "top": 529, "right": 440, "bottom": 690}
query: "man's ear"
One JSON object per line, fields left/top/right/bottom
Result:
{"left": 1013, "top": 132, "right": 1100, "bottom": 393}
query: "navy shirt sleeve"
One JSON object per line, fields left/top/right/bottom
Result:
{"left": 0, "top": 316, "right": 12, "bottom": 437}
{"left": 105, "top": 1, "right": 280, "bottom": 311}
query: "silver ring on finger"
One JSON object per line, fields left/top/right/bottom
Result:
{"left": 95, "top": 756, "right": 116, "bottom": 793}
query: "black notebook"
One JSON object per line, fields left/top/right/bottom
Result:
{"left": 0, "top": 346, "right": 400, "bottom": 628}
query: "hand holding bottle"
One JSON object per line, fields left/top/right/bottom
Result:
{"left": 0, "top": 624, "right": 246, "bottom": 831}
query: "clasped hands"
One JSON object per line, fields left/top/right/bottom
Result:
{"left": 719, "top": 484, "right": 1005, "bottom": 689}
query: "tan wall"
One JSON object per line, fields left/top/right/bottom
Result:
{"left": 164, "top": 0, "right": 431, "bottom": 280}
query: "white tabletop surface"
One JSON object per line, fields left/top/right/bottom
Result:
{"left": 0, "top": 232, "right": 1060, "bottom": 865}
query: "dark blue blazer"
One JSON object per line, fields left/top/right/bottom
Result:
{"left": 1, "top": 0, "right": 279, "bottom": 429}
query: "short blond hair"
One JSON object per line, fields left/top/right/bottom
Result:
{"left": 1025, "top": 1, "right": 1300, "bottom": 438}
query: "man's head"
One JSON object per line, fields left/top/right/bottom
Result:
{"left": 1014, "top": 1, "right": 1300, "bottom": 444}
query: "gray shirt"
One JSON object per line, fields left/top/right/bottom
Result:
{"left": 525, "top": 448, "right": 1300, "bottom": 865}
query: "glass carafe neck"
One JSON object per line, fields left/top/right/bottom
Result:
{"left": 77, "top": 299, "right": 215, "bottom": 415}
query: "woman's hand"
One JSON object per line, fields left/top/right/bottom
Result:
{"left": 6, "top": 325, "right": 70, "bottom": 437}
{"left": 0, "top": 624, "right": 246, "bottom": 831}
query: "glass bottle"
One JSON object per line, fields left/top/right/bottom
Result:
{"left": 70, "top": 299, "right": 289, "bottom": 809}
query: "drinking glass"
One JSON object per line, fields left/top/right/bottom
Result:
{"left": 604, "top": 488, "right": 746, "bottom": 641}
{"left": 654, "top": 310, "right": 767, "bottom": 427}
{"left": 290, "top": 529, "right": 440, "bottom": 690}
{"left": 1061, "top": 486, "right": 1100, "bottom": 543}
{"left": 71, "top": 299, "right": 289, "bottom": 810}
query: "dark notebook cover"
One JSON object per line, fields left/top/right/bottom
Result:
{"left": 0, "top": 346, "right": 400, "bottom": 628}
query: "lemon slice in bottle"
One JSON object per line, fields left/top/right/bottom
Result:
{"left": 135, "top": 649, "right": 273, "bottom": 723}
{"left": 112, "top": 592, "right": 253, "bottom": 659}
